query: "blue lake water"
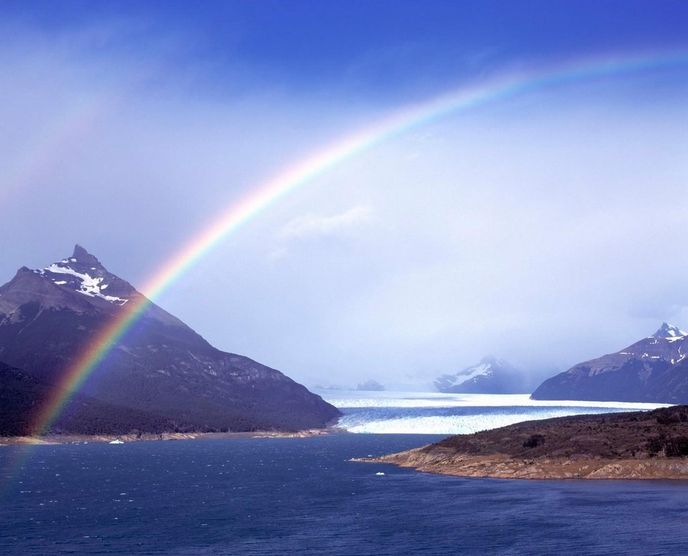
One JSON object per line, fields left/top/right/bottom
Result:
{"left": 2, "top": 433, "right": 688, "bottom": 555}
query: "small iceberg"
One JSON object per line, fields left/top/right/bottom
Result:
{"left": 109, "top": 439, "right": 124, "bottom": 445}
{"left": 375, "top": 472, "right": 385, "bottom": 476}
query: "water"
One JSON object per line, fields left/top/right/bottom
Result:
{"left": 324, "top": 391, "right": 669, "bottom": 434}
{"left": 2, "top": 434, "right": 688, "bottom": 555}
{"left": 2, "top": 394, "right": 686, "bottom": 554}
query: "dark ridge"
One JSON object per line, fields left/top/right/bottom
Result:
{"left": 430, "top": 405, "right": 688, "bottom": 459}
{"left": 0, "top": 362, "right": 176, "bottom": 436}
{"left": 531, "top": 324, "right": 688, "bottom": 403}
{"left": 72, "top": 244, "right": 103, "bottom": 268}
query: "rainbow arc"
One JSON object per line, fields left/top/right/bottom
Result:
{"left": 30, "top": 50, "right": 688, "bottom": 436}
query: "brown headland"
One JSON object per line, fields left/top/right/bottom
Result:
{"left": 363, "top": 405, "right": 688, "bottom": 480}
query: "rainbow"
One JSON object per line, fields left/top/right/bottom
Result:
{"left": 1, "top": 98, "right": 108, "bottom": 209}
{"left": 30, "top": 50, "right": 688, "bottom": 435}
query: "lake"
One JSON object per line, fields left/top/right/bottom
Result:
{"left": 1, "top": 393, "right": 687, "bottom": 555}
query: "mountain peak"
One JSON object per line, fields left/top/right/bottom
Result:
{"left": 479, "top": 355, "right": 502, "bottom": 366}
{"left": 72, "top": 244, "right": 103, "bottom": 268}
{"left": 30, "top": 246, "right": 131, "bottom": 307}
{"left": 0, "top": 248, "right": 340, "bottom": 435}
{"left": 533, "top": 323, "right": 688, "bottom": 402}
{"left": 652, "top": 322, "right": 687, "bottom": 339}
{"left": 434, "top": 356, "right": 526, "bottom": 394}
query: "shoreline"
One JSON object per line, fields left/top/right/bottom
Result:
{"left": 356, "top": 405, "right": 688, "bottom": 480}
{"left": 0, "top": 427, "right": 346, "bottom": 447}
{"left": 357, "top": 448, "right": 688, "bottom": 480}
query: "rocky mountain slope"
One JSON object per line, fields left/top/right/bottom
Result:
{"left": 369, "top": 405, "right": 688, "bottom": 479}
{"left": 435, "top": 356, "right": 531, "bottom": 394}
{"left": 0, "top": 361, "right": 175, "bottom": 436}
{"left": 532, "top": 323, "right": 688, "bottom": 403}
{"left": 0, "top": 246, "right": 340, "bottom": 434}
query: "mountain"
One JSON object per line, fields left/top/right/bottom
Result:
{"left": 434, "top": 356, "right": 529, "bottom": 394}
{"left": 0, "top": 361, "right": 175, "bottom": 436}
{"left": 531, "top": 323, "right": 688, "bottom": 403}
{"left": 0, "top": 245, "right": 340, "bottom": 435}
{"left": 356, "top": 380, "right": 385, "bottom": 391}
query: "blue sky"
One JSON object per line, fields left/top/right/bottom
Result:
{"left": 1, "top": 2, "right": 687, "bottom": 387}
{"left": 4, "top": 1, "right": 688, "bottom": 100}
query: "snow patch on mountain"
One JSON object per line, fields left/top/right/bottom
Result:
{"left": 434, "top": 357, "right": 530, "bottom": 394}
{"left": 441, "top": 361, "right": 494, "bottom": 388}
{"left": 40, "top": 263, "right": 128, "bottom": 305}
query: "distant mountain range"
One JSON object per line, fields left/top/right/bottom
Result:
{"left": 434, "top": 356, "right": 535, "bottom": 394}
{"left": 532, "top": 323, "right": 688, "bottom": 403}
{"left": 356, "top": 380, "right": 385, "bottom": 392}
{"left": 0, "top": 246, "right": 340, "bottom": 435}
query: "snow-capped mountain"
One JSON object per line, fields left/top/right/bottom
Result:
{"left": 434, "top": 356, "right": 529, "bottom": 394}
{"left": 38, "top": 245, "right": 130, "bottom": 305}
{"left": 532, "top": 323, "right": 688, "bottom": 403}
{"left": 654, "top": 322, "right": 688, "bottom": 343}
{"left": 0, "top": 245, "right": 339, "bottom": 435}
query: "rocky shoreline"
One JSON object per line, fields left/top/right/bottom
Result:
{"left": 361, "top": 406, "right": 688, "bottom": 480}
{"left": 0, "top": 427, "right": 342, "bottom": 446}
{"left": 365, "top": 448, "right": 688, "bottom": 480}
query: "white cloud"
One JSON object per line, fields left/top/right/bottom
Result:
{"left": 278, "top": 205, "right": 373, "bottom": 241}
